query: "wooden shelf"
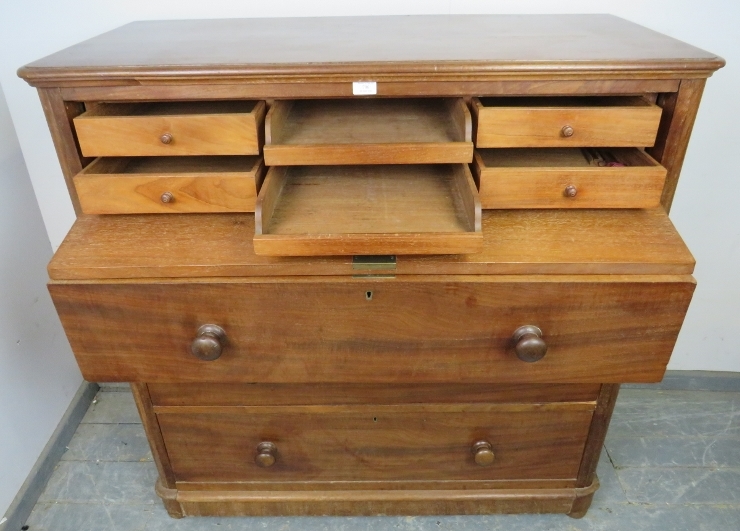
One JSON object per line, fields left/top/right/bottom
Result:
{"left": 263, "top": 99, "right": 473, "bottom": 165}
{"left": 472, "top": 148, "right": 666, "bottom": 209}
{"left": 254, "top": 164, "right": 482, "bottom": 256}
{"left": 74, "top": 156, "right": 265, "bottom": 214}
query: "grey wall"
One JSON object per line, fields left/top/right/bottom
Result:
{"left": 0, "top": 83, "right": 82, "bottom": 518}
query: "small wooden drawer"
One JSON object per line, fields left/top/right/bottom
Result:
{"left": 156, "top": 403, "right": 594, "bottom": 483}
{"left": 73, "top": 100, "right": 266, "bottom": 157}
{"left": 48, "top": 276, "right": 695, "bottom": 384}
{"left": 73, "top": 156, "right": 265, "bottom": 214}
{"left": 472, "top": 148, "right": 667, "bottom": 209}
{"left": 254, "top": 164, "right": 482, "bottom": 256}
{"left": 263, "top": 98, "right": 473, "bottom": 165}
{"left": 472, "top": 97, "right": 662, "bottom": 148}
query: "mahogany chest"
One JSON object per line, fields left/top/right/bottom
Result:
{"left": 18, "top": 15, "right": 723, "bottom": 518}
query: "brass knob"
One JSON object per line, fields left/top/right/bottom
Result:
{"left": 564, "top": 185, "right": 578, "bottom": 198}
{"left": 561, "top": 125, "right": 574, "bottom": 137}
{"left": 472, "top": 441, "right": 495, "bottom": 467}
{"left": 160, "top": 191, "right": 174, "bottom": 203}
{"left": 255, "top": 442, "right": 277, "bottom": 468}
{"left": 190, "top": 324, "right": 227, "bottom": 361}
{"left": 512, "top": 325, "right": 548, "bottom": 363}
{"left": 160, "top": 133, "right": 173, "bottom": 144}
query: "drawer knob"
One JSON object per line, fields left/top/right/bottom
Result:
{"left": 564, "top": 185, "right": 578, "bottom": 198}
{"left": 512, "top": 325, "right": 548, "bottom": 363}
{"left": 190, "top": 324, "right": 227, "bottom": 361}
{"left": 160, "top": 191, "right": 174, "bottom": 203}
{"left": 160, "top": 132, "right": 173, "bottom": 144}
{"left": 255, "top": 441, "right": 277, "bottom": 468}
{"left": 561, "top": 125, "right": 574, "bottom": 137}
{"left": 472, "top": 440, "right": 495, "bottom": 467}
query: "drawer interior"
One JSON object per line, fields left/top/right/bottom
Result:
{"left": 264, "top": 98, "right": 473, "bottom": 165}
{"left": 73, "top": 156, "right": 265, "bottom": 214}
{"left": 78, "top": 100, "right": 262, "bottom": 118}
{"left": 253, "top": 164, "right": 482, "bottom": 256}
{"left": 476, "top": 147, "right": 661, "bottom": 169}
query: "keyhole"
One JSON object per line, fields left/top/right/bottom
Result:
{"left": 373, "top": 417, "right": 378, "bottom": 422}
{"left": 365, "top": 291, "right": 373, "bottom": 301}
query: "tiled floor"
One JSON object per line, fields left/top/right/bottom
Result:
{"left": 24, "top": 386, "right": 740, "bottom": 530}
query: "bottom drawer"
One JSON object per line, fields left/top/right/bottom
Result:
{"left": 156, "top": 403, "right": 594, "bottom": 484}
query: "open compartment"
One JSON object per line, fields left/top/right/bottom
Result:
{"left": 254, "top": 164, "right": 482, "bottom": 256}
{"left": 73, "top": 156, "right": 265, "bottom": 214}
{"left": 472, "top": 148, "right": 667, "bottom": 209}
{"left": 263, "top": 98, "right": 473, "bottom": 165}
{"left": 472, "top": 96, "right": 662, "bottom": 148}
{"left": 73, "top": 100, "right": 266, "bottom": 157}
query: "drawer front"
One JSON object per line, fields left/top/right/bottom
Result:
{"left": 156, "top": 403, "right": 594, "bottom": 483}
{"left": 73, "top": 157, "right": 265, "bottom": 214}
{"left": 74, "top": 101, "right": 266, "bottom": 157}
{"left": 473, "top": 97, "right": 662, "bottom": 148}
{"left": 49, "top": 276, "right": 695, "bottom": 384}
{"left": 472, "top": 149, "right": 666, "bottom": 209}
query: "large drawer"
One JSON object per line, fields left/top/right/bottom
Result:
{"left": 49, "top": 276, "right": 695, "bottom": 383}
{"left": 156, "top": 402, "right": 594, "bottom": 484}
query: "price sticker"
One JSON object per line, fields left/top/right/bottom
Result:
{"left": 352, "top": 81, "right": 377, "bottom": 95}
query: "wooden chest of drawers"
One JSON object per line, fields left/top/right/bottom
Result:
{"left": 19, "top": 14, "right": 723, "bottom": 519}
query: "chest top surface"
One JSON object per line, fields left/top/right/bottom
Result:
{"left": 18, "top": 15, "right": 723, "bottom": 85}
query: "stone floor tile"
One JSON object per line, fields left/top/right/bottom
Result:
{"left": 38, "top": 461, "right": 159, "bottom": 504}
{"left": 25, "top": 502, "right": 157, "bottom": 531}
{"left": 616, "top": 467, "right": 740, "bottom": 504}
{"left": 62, "top": 423, "right": 152, "bottom": 462}
{"left": 591, "top": 446, "right": 627, "bottom": 508}
{"left": 99, "top": 382, "right": 132, "bottom": 391}
{"left": 606, "top": 434, "right": 740, "bottom": 468}
{"left": 609, "top": 389, "right": 740, "bottom": 437}
{"left": 81, "top": 390, "right": 141, "bottom": 424}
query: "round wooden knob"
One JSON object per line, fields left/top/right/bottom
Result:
{"left": 160, "top": 133, "right": 173, "bottom": 144}
{"left": 512, "top": 325, "right": 548, "bottom": 363}
{"left": 564, "top": 185, "right": 578, "bottom": 198}
{"left": 255, "top": 442, "right": 277, "bottom": 468}
{"left": 160, "top": 191, "right": 174, "bottom": 203}
{"left": 561, "top": 125, "right": 574, "bottom": 137}
{"left": 472, "top": 441, "right": 495, "bottom": 467}
{"left": 190, "top": 324, "right": 226, "bottom": 361}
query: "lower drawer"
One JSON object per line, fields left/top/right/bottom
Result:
{"left": 49, "top": 275, "right": 695, "bottom": 383}
{"left": 156, "top": 403, "right": 594, "bottom": 483}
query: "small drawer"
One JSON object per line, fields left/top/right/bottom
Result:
{"left": 472, "top": 148, "right": 666, "bottom": 209}
{"left": 155, "top": 403, "right": 594, "bottom": 483}
{"left": 472, "top": 96, "right": 662, "bottom": 148}
{"left": 263, "top": 98, "right": 473, "bottom": 165}
{"left": 73, "top": 156, "right": 265, "bottom": 214}
{"left": 73, "top": 100, "right": 266, "bottom": 157}
{"left": 254, "top": 164, "right": 482, "bottom": 256}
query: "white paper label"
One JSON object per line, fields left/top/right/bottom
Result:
{"left": 352, "top": 81, "right": 377, "bottom": 95}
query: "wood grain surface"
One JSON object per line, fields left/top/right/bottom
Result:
{"left": 74, "top": 156, "right": 265, "bottom": 214}
{"left": 254, "top": 165, "right": 482, "bottom": 256}
{"left": 47, "top": 209, "right": 694, "bottom": 279}
{"left": 472, "top": 96, "right": 662, "bottom": 148}
{"left": 18, "top": 16, "right": 723, "bottom": 87}
{"left": 264, "top": 98, "right": 472, "bottom": 165}
{"left": 157, "top": 403, "right": 593, "bottom": 482}
{"left": 48, "top": 275, "right": 694, "bottom": 383}
{"left": 472, "top": 148, "right": 666, "bottom": 209}
{"left": 74, "top": 101, "right": 265, "bottom": 157}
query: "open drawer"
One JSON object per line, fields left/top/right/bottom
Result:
{"left": 472, "top": 96, "right": 662, "bottom": 148}
{"left": 263, "top": 98, "right": 473, "bottom": 165}
{"left": 253, "top": 164, "right": 482, "bottom": 256}
{"left": 73, "top": 156, "right": 265, "bottom": 214}
{"left": 73, "top": 100, "right": 266, "bottom": 157}
{"left": 472, "top": 148, "right": 667, "bottom": 209}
